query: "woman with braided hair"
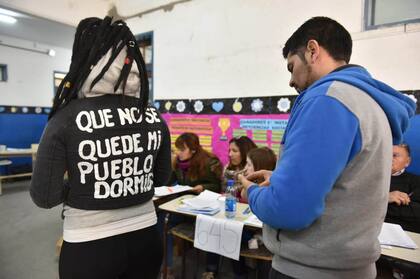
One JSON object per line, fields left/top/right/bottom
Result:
{"left": 30, "top": 17, "right": 171, "bottom": 279}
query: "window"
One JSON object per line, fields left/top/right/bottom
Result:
{"left": 365, "top": 0, "right": 420, "bottom": 30}
{"left": 0, "top": 64, "right": 7, "bottom": 82}
{"left": 136, "top": 31, "right": 153, "bottom": 102}
{"left": 53, "top": 71, "right": 66, "bottom": 94}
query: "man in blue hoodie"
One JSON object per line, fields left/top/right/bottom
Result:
{"left": 239, "top": 17, "right": 416, "bottom": 279}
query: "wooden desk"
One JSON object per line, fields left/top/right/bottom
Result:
{"left": 159, "top": 194, "right": 262, "bottom": 228}
{"left": 160, "top": 196, "right": 420, "bottom": 275}
{"left": 0, "top": 149, "right": 34, "bottom": 158}
{"left": 170, "top": 222, "right": 272, "bottom": 279}
{"left": 0, "top": 148, "right": 36, "bottom": 195}
{"left": 381, "top": 231, "right": 420, "bottom": 264}
{"left": 159, "top": 194, "right": 269, "bottom": 279}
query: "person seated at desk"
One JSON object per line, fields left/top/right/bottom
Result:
{"left": 222, "top": 136, "right": 257, "bottom": 194}
{"left": 203, "top": 147, "right": 277, "bottom": 279}
{"left": 386, "top": 144, "right": 420, "bottom": 233}
{"left": 165, "top": 132, "right": 223, "bottom": 278}
{"left": 170, "top": 132, "right": 223, "bottom": 193}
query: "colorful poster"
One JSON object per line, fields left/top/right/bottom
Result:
{"left": 162, "top": 113, "right": 289, "bottom": 165}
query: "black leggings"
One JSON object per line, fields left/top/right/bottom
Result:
{"left": 59, "top": 225, "right": 162, "bottom": 279}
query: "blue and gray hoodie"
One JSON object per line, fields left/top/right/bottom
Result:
{"left": 248, "top": 65, "right": 416, "bottom": 279}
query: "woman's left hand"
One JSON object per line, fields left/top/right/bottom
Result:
{"left": 191, "top": 185, "right": 204, "bottom": 193}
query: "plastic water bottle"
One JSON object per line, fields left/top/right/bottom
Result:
{"left": 225, "top": 179, "right": 237, "bottom": 219}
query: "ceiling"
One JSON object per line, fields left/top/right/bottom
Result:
{"left": 0, "top": 0, "right": 114, "bottom": 49}
{"left": 0, "top": 6, "right": 75, "bottom": 48}
{"left": 0, "top": 0, "right": 185, "bottom": 49}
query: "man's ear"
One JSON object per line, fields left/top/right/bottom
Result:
{"left": 306, "top": 40, "right": 320, "bottom": 63}
{"left": 406, "top": 157, "right": 411, "bottom": 167}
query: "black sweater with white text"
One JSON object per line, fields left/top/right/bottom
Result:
{"left": 30, "top": 95, "right": 172, "bottom": 210}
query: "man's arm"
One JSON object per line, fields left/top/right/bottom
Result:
{"left": 248, "top": 96, "right": 361, "bottom": 230}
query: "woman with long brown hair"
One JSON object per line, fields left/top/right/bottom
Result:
{"left": 170, "top": 132, "right": 222, "bottom": 193}
{"left": 223, "top": 136, "right": 257, "bottom": 192}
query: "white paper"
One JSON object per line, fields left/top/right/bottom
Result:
{"left": 243, "top": 214, "right": 263, "bottom": 228}
{"left": 182, "top": 198, "right": 220, "bottom": 211}
{"left": 197, "top": 190, "right": 221, "bottom": 200}
{"left": 194, "top": 214, "right": 244, "bottom": 260}
{"left": 154, "top": 185, "right": 192, "bottom": 197}
{"left": 378, "top": 222, "right": 418, "bottom": 249}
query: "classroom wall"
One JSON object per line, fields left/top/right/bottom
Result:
{"left": 0, "top": 34, "right": 71, "bottom": 107}
{"left": 1, "top": 1, "right": 419, "bottom": 104}
{"left": 124, "top": 0, "right": 420, "bottom": 100}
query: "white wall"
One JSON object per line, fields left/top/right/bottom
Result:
{"left": 1, "top": 0, "right": 419, "bottom": 105}
{"left": 124, "top": 0, "right": 420, "bottom": 100}
{"left": 0, "top": 34, "right": 71, "bottom": 107}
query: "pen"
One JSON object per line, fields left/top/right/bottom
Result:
{"left": 242, "top": 206, "right": 251, "bottom": 215}
{"left": 408, "top": 192, "right": 413, "bottom": 197}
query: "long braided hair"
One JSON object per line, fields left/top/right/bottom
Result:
{"left": 49, "top": 16, "right": 149, "bottom": 120}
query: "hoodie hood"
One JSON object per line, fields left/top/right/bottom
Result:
{"left": 78, "top": 46, "right": 140, "bottom": 99}
{"left": 307, "top": 65, "right": 416, "bottom": 144}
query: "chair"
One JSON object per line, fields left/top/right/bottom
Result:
{"left": 0, "top": 160, "right": 12, "bottom": 195}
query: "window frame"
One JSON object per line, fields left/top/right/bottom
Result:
{"left": 135, "top": 31, "right": 154, "bottom": 102}
{"left": 364, "top": 0, "right": 420, "bottom": 30}
{"left": 0, "top": 64, "right": 8, "bottom": 82}
{"left": 53, "top": 71, "right": 67, "bottom": 95}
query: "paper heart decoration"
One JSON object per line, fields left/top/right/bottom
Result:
{"left": 153, "top": 101, "right": 160, "bottom": 110}
{"left": 212, "top": 102, "right": 224, "bottom": 112}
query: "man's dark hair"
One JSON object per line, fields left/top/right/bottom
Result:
{"left": 49, "top": 16, "right": 149, "bottom": 119}
{"left": 282, "top": 17, "right": 352, "bottom": 63}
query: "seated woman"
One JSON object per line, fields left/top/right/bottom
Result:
{"left": 223, "top": 136, "right": 257, "bottom": 193}
{"left": 203, "top": 147, "right": 277, "bottom": 279}
{"left": 170, "top": 132, "right": 223, "bottom": 193}
{"left": 165, "top": 132, "right": 223, "bottom": 278}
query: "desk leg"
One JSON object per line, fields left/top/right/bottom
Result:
{"left": 181, "top": 239, "right": 186, "bottom": 279}
{"left": 162, "top": 213, "right": 169, "bottom": 279}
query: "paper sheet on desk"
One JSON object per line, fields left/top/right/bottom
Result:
{"left": 194, "top": 214, "right": 244, "bottom": 260}
{"left": 378, "top": 222, "right": 418, "bottom": 249}
{"left": 177, "top": 190, "right": 222, "bottom": 215}
{"left": 154, "top": 185, "right": 192, "bottom": 197}
{"left": 244, "top": 214, "right": 263, "bottom": 228}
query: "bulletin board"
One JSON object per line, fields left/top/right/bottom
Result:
{"left": 153, "top": 95, "right": 297, "bottom": 165}
{"left": 162, "top": 113, "right": 289, "bottom": 165}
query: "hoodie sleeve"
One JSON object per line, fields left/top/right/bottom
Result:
{"left": 152, "top": 122, "right": 172, "bottom": 187}
{"left": 248, "top": 95, "right": 361, "bottom": 230}
{"left": 30, "top": 116, "right": 68, "bottom": 208}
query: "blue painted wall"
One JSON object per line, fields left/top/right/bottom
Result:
{"left": 0, "top": 113, "right": 47, "bottom": 174}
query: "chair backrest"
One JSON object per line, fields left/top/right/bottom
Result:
{"left": 0, "top": 160, "right": 12, "bottom": 166}
{"left": 31, "top": 144, "right": 39, "bottom": 170}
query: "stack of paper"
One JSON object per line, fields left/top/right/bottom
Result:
{"left": 154, "top": 185, "right": 192, "bottom": 197}
{"left": 244, "top": 214, "right": 263, "bottom": 228}
{"left": 177, "top": 190, "right": 222, "bottom": 215}
{"left": 378, "top": 222, "right": 418, "bottom": 249}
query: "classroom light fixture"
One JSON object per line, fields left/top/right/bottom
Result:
{"left": 0, "top": 7, "right": 21, "bottom": 17}
{"left": 48, "top": 49, "right": 56, "bottom": 57}
{"left": 0, "top": 14, "right": 17, "bottom": 24}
